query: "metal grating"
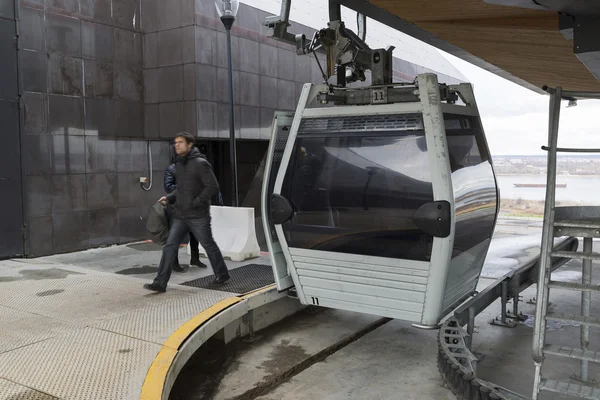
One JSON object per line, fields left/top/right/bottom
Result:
{"left": 544, "top": 345, "right": 600, "bottom": 362}
{"left": 541, "top": 379, "right": 600, "bottom": 399}
{"left": 273, "top": 130, "right": 290, "bottom": 163}
{"left": 299, "top": 114, "right": 423, "bottom": 134}
{"left": 0, "top": 305, "right": 77, "bottom": 354}
{"left": 0, "top": 262, "right": 247, "bottom": 399}
{"left": 0, "top": 275, "right": 192, "bottom": 327}
{"left": 181, "top": 264, "right": 274, "bottom": 294}
{"left": 270, "top": 129, "right": 290, "bottom": 194}
{"left": 0, "top": 327, "right": 162, "bottom": 400}
{"left": 0, "top": 377, "right": 58, "bottom": 399}
{"left": 92, "top": 289, "right": 232, "bottom": 345}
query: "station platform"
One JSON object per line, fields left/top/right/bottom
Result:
{"left": 0, "top": 242, "right": 277, "bottom": 400}
{"left": 1, "top": 216, "right": 575, "bottom": 400}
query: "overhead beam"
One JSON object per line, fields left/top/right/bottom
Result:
{"left": 330, "top": 0, "right": 547, "bottom": 93}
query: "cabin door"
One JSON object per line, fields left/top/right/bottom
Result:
{"left": 262, "top": 112, "right": 295, "bottom": 292}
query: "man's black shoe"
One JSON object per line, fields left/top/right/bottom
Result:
{"left": 144, "top": 283, "right": 166, "bottom": 293}
{"left": 173, "top": 264, "right": 185, "bottom": 272}
{"left": 212, "top": 274, "right": 230, "bottom": 285}
{"left": 190, "top": 258, "right": 207, "bottom": 268}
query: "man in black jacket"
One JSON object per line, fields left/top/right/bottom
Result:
{"left": 144, "top": 132, "right": 230, "bottom": 292}
{"left": 164, "top": 161, "right": 207, "bottom": 270}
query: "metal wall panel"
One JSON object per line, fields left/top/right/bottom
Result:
{"left": 0, "top": 18, "right": 17, "bottom": 99}
{"left": 0, "top": 0, "right": 14, "bottom": 20}
{"left": 0, "top": 18, "right": 24, "bottom": 257}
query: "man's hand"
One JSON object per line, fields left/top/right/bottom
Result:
{"left": 158, "top": 196, "right": 167, "bottom": 204}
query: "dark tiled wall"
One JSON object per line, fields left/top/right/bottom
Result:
{"left": 19, "top": 0, "right": 161, "bottom": 257}
{"left": 142, "top": 0, "right": 327, "bottom": 141}
{"left": 17, "top": 0, "right": 448, "bottom": 257}
{"left": 0, "top": 3, "right": 27, "bottom": 258}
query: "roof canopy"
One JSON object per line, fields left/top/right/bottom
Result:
{"left": 343, "top": 0, "right": 600, "bottom": 93}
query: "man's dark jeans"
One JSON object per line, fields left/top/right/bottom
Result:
{"left": 153, "top": 216, "right": 228, "bottom": 288}
{"left": 166, "top": 205, "right": 199, "bottom": 266}
{"left": 174, "top": 231, "right": 199, "bottom": 268}
{"left": 189, "top": 233, "right": 199, "bottom": 259}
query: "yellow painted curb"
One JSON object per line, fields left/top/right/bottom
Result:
{"left": 139, "top": 346, "right": 177, "bottom": 400}
{"left": 140, "top": 296, "right": 241, "bottom": 400}
{"left": 163, "top": 297, "right": 240, "bottom": 349}
{"left": 240, "top": 284, "right": 277, "bottom": 299}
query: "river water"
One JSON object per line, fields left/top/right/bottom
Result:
{"left": 496, "top": 175, "right": 600, "bottom": 204}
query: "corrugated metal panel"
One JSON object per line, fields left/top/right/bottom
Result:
{"left": 290, "top": 248, "right": 428, "bottom": 321}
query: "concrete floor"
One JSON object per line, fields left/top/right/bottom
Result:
{"left": 199, "top": 217, "right": 600, "bottom": 400}
{"left": 214, "top": 310, "right": 384, "bottom": 400}
{"left": 41, "top": 240, "right": 271, "bottom": 286}
{"left": 170, "top": 308, "right": 384, "bottom": 400}
{"left": 254, "top": 318, "right": 455, "bottom": 400}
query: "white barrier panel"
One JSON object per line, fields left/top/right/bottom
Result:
{"left": 186, "top": 206, "right": 261, "bottom": 262}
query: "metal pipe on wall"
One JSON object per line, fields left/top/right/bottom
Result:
{"left": 140, "top": 141, "right": 153, "bottom": 191}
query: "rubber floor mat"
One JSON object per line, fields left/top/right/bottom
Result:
{"left": 180, "top": 264, "right": 274, "bottom": 294}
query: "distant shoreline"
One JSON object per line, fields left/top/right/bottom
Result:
{"left": 499, "top": 198, "right": 585, "bottom": 218}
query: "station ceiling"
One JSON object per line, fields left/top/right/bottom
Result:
{"left": 344, "top": 0, "right": 600, "bottom": 93}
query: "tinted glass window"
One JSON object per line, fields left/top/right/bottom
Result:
{"left": 444, "top": 113, "right": 497, "bottom": 258}
{"left": 281, "top": 127, "right": 435, "bottom": 261}
{"left": 444, "top": 113, "right": 489, "bottom": 170}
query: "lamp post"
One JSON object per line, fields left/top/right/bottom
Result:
{"left": 215, "top": 0, "right": 239, "bottom": 207}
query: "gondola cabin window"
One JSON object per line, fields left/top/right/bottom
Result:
{"left": 281, "top": 123, "right": 435, "bottom": 262}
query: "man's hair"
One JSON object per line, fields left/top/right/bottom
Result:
{"left": 174, "top": 132, "right": 195, "bottom": 145}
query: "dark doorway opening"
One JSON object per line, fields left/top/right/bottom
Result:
{"left": 195, "top": 139, "right": 268, "bottom": 208}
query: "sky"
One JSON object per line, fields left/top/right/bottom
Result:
{"left": 242, "top": 0, "right": 600, "bottom": 156}
{"left": 439, "top": 52, "right": 600, "bottom": 156}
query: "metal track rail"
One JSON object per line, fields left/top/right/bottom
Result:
{"left": 437, "top": 236, "right": 579, "bottom": 399}
{"left": 438, "top": 318, "right": 529, "bottom": 400}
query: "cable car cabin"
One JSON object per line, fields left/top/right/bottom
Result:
{"left": 261, "top": 74, "right": 499, "bottom": 328}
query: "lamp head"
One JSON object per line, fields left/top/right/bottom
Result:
{"left": 215, "top": 0, "right": 238, "bottom": 18}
